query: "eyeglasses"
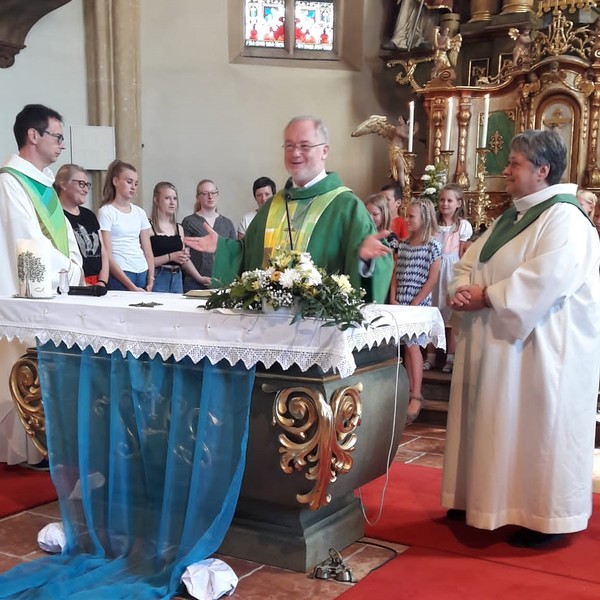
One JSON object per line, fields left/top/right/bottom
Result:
{"left": 43, "top": 131, "right": 65, "bottom": 144}
{"left": 282, "top": 142, "right": 326, "bottom": 153}
{"left": 71, "top": 179, "right": 92, "bottom": 190}
{"left": 197, "top": 190, "right": 219, "bottom": 197}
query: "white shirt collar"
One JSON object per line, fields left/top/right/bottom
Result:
{"left": 291, "top": 170, "right": 327, "bottom": 189}
{"left": 3, "top": 154, "right": 55, "bottom": 186}
{"left": 513, "top": 183, "right": 577, "bottom": 220}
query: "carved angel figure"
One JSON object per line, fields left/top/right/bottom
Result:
{"left": 431, "top": 26, "right": 461, "bottom": 79}
{"left": 351, "top": 115, "right": 419, "bottom": 186}
{"left": 508, "top": 27, "right": 532, "bottom": 67}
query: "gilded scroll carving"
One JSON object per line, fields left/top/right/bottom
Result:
{"left": 272, "top": 382, "right": 363, "bottom": 511}
{"left": 9, "top": 348, "right": 47, "bottom": 456}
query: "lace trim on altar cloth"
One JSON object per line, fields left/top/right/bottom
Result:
{"left": 0, "top": 304, "right": 445, "bottom": 379}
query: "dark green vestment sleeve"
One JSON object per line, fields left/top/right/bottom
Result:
{"left": 212, "top": 173, "right": 393, "bottom": 303}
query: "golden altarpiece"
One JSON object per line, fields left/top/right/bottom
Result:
{"left": 379, "top": 0, "right": 600, "bottom": 228}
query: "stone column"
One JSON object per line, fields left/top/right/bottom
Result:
{"left": 83, "top": 0, "right": 141, "bottom": 207}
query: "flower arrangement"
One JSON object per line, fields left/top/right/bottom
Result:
{"left": 420, "top": 162, "right": 448, "bottom": 207}
{"left": 205, "top": 249, "right": 368, "bottom": 330}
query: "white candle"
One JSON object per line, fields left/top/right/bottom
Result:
{"left": 444, "top": 97, "right": 453, "bottom": 151}
{"left": 481, "top": 94, "right": 490, "bottom": 148}
{"left": 408, "top": 101, "right": 414, "bottom": 153}
{"left": 16, "top": 238, "right": 52, "bottom": 298}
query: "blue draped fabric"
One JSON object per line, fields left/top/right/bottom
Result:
{"left": 0, "top": 342, "right": 255, "bottom": 599}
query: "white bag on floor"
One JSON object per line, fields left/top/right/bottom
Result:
{"left": 181, "top": 558, "right": 238, "bottom": 600}
{"left": 37, "top": 522, "right": 66, "bottom": 553}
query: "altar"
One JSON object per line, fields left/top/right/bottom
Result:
{"left": 0, "top": 292, "right": 444, "bottom": 594}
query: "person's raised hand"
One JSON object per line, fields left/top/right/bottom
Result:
{"left": 359, "top": 230, "right": 392, "bottom": 261}
{"left": 184, "top": 222, "right": 218, "bottom": 254}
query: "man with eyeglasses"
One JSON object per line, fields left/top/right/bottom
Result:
{"left": 185, "top": 115, "right": 393, "bottom": 302}
{"left": 0, "top": 103, "right": 83, "bottom": 467}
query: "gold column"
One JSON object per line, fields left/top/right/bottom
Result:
{"left": 430, "top": 97, "right": 445, "bottom": 165}
{"left": 587, "top": 85, "right": 600, "bottom": 187}
{"left": 83, "top": 0, "right": 141, "bottom": 208}
{"left": 500, "top": 0, "right": 535, "bottom": 14}
{"left": 455, "top": 95, "right": 472, "bottom": 189}
{"left": 469, "top": 0, "right": 502, "bottom": 22}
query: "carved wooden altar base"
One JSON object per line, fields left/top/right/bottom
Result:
{"left": 218, "top": 343, "right": 408, "bottom": 572}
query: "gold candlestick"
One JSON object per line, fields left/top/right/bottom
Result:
{"left": 439, "top": 150, "right": 453, "bottom": 175}
{"left": 400, "top": 150, "right": 417, "bottom": 211}
{"left": 473, "top": 148, "right": 491, "bottom": 230}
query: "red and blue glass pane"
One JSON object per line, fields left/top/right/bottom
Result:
{"left": 244, "top": 1, "right": 334, "bottom": 51}
{"left": 245, "top": 0, "right": 286, "bottom": 48}
{"left": 294, "top": 1, "right": 334, "bottom": 51}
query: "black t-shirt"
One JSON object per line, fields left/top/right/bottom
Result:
{"left": 63, "top": 207, "right": 103, "bottom": 277}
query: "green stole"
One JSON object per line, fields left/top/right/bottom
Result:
{"left": 480, "top": 194, "right": 587, "bottom": 263}
{"left": 263, "top": 186, "right": 349, "bottom": 266}
{"left": 1, "top": 167, "right": 70, "bottom": 257}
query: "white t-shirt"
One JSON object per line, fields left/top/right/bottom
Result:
{"left": 237, "top": 209, "right": 258, "bottom": 237}
{"left": 98, "top": 203, "right": 151, "bottom": 273}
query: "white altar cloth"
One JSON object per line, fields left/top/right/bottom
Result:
{"left": 0, "top": 292, "right": 444, "bottom": 378}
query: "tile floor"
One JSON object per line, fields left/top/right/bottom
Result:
{"left": 1, "top": 423, "right": 598, "bottom": 600}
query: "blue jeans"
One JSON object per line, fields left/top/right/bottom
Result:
{"left": 108, "top": 270, "right": 148, "bottom": 291}
{"left": 153, "top": 268, "right": 183, "bottom": 294}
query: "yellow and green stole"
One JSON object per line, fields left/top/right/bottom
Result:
{"left": 1, "top": 167, "right": 69, "bottom": 257}
{"left": 263, "top": 186, "right": 349, "bottom": 266}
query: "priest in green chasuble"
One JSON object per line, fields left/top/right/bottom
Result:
{"left": 185, "top": 116, "right": 393, "bottom": 303}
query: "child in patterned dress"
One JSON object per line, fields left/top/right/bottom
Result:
{"left": 390, "top": 197, "right": 441, "bottom": 424}
{"left": 427, "top": 184, "right": 473, "bottom": 373}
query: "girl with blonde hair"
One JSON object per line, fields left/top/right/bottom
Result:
{"left": 390, "top": 197, "right": 442, "bottom": 424}
{"left": 98, "top": 159, "right": 154, "bottom": 291}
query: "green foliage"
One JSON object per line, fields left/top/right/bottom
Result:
{"left": 205, "top": 249, "right": 368, "bottom": 330}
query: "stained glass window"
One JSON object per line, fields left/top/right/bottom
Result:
{"left": 244, "top": 0, "right": 286, "bottom": 48}
{"left": 294, "top": 1, "right": 333, "bottom": 51}
{"left": 244, "top": 0, "right": 334, "bottom": 53}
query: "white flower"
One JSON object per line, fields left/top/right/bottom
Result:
{"left": 204, "top": 249, "right": 368, "bottom": 329}
{"left": 421, "top": 174, "right": 431, "bottom": 181}
{"left": 304, "top": 269, "right": 322, "bottom": 287}
{"left": 279, "top": 268, "right": 299, "bottom": 289}
{"left": 332, "top": 274, "right": 352, "bottom": 294}
{"left": 425, "top": 164, "right": 436, "bottom": 172}
{"left": 424, "top": 187, "right": 437, "bottom": 195}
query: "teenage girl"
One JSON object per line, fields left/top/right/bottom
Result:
{"left": 149, "top": 182, "right": 209, "bottom": 293}
{"left": 364, "top": 193, "right": 391, "bottom": 233}
{"left": 98, "top": 160, "right": 155, "bottom": 291}
{"left": 390, "top": 197, "right": 441, "bottom": 424}
{"left": 426, "top": 184, "right": 473, "bottom": 373}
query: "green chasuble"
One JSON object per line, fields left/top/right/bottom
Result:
{"left": 212, "top": 173, "right": 393, "bottom": 303}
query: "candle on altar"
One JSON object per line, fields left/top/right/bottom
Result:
{"left": 444, "top": 97, "right": 453, "bottom": 151}
{"left": 408, "top": 101, "right": 414, "bottom": 153}
{"left": 481, "top": 94, "right": 490, "bottom": 148}
{"left": 16, "top": 238, "right": 52, "bottom": 297}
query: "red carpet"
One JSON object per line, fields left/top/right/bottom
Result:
{"left": 341, "top": 546, "right": 600, "bottom": 599}
{"left": 342, "top": 462, "right": 600, "bottom": 598}
{"left": 0, "top": 464, "right": 57, "bottom": 517}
